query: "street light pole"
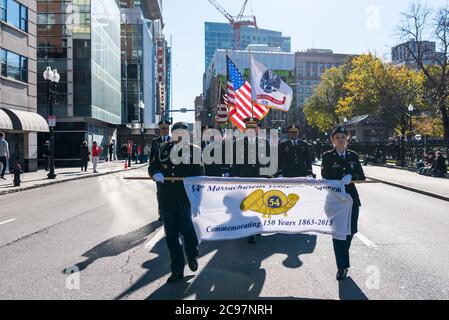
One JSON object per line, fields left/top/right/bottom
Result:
{"left": 43, "top": 67, "right": 60, "bottom": 179}
{"left": 408, "top": 104, "right": 414, "bottom": 166}
{"left": 139, "top": 101, "right": 145, "bottom": 164}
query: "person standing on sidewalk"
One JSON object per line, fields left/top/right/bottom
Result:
{"left": 0, "top": 132, "right": 10, "bottom": 180}
{"left": 92, "top": 142, "right": 102, "bottom": 173}
{"left": 80, "top": 141, "right": 90, "bottom": 172}
{"left": 143, "top": 143, "right": 151, "bottom": 163}
{"left": 108, "top": 142, "right": 114, "bottom": 162}
{"left": 42, "top": 141, "right": 51, "bottom": 171}
{"left": 321, "top": 126, "right": 366, "bottom": 281}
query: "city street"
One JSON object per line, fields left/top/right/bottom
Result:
{"left": 0, "top": 167, "right": 448, "bottom": 300}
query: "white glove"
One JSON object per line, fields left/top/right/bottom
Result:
{"left": 278, "top": 175, "right": 284, "bottom": 178}
{"left": 153, "top": 173, "right": 165, "bottom": 183}
{"left": 341, "top": 174, "right": 353, "bottom": 185}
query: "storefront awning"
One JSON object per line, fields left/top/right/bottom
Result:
{"left": 0, "top": 108, "right": 49, "bottom": 133}
{"left": 0, "top": 108, "right": 14, "bottom": 130}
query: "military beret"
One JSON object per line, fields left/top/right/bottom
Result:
{"left": 331, "top": 126, "right": 348, "bottom": 138}
{"left": 172, "top": 122, "right": 189, "bottom": 131}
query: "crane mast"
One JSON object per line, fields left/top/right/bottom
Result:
{"left": 208, "top": 0, "right": 258, "bottom": 50}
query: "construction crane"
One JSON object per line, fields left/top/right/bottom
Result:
{"left": 208, "top": 0, "right": 258, "bottom": 50}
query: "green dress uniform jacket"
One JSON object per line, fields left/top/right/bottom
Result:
{"left": 321, "top": 149, "right": 366, "bottom": 207}
{"left": 279, "top": 140, "right": 313, "bottom": 177}
{"left": 231, "top": 137, "right": 272, "bottom": 178}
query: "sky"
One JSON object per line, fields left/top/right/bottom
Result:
{"left": 162, "top": 0, "right": 448, "bottom": 124}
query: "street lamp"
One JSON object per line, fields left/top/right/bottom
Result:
{"left": 407, "top": 104, "right": 415, "bottom": 166}
{"left": 43, "top": 67, "right": 60, "bottom": 179}
{"left": 138, "top": 101, "right": 145, "bottom": 163}
{"left": 408, "top": 104, "right": 414, "bottom": 140}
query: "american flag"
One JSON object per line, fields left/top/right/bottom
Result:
{"left": 215, "top": 84, "right": 228, "bottom": 124}
{"left": 227, "top": 56, "right": 269, "bottom": 131}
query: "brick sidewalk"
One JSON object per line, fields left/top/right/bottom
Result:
{"left": 0, "top": 160, "right": 147, "bottom": 196}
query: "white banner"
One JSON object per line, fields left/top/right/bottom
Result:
{"left": 250, "top": 56, "right": 293, "bottom": 112}
{"left": 184, "top": 177, "right": 354, "bottom": 242}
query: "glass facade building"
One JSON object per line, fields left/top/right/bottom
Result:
{"left": 205, "top": 22, "right": 291, "bottom": 70}
{"left": 37, "top": 0, "right": 122, "bottom": 166}
{"left": 91, "top": 0, "right": 121, "bottom": 124}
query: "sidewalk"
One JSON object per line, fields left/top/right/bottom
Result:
{"left": 362, "top": 165, "right": 449, "bottom": 201}
{"left": 0, "top": 160, "right": 147, "bottom": 196}
{"left": 314, "top": 160, "right": 449, "bottom": 201}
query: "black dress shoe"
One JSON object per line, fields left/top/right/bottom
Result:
{"left": 248, "top": 235, "right": 257, "bottom": 244}
{"left": 336, "top": 269, "right": 348, "bottom": 281}
{"left": 188, "top": 259, "right": 198, "bottom": 272}
{"left": 167, "top": 272, "right": 184, "bottom": 283}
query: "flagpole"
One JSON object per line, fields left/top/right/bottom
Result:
{"left": 248, "top": 49, "right": 255, "bottom": 120}
{"left": 225, "top": 49, "right": 232, "bottom": 130}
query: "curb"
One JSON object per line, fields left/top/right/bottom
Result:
{"left": 0, "top": 164, "right": 148, "bottom": 197}
{"left": 365, "top": 176, "right": 449, "bottom": 203}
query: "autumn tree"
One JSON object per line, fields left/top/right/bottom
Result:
{"left": 303, "top": 59, "right": 353, "bottom": 132}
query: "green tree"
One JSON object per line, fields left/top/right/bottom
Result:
{"left": 340, "top": 54, "right": 426, "bottom": 135}
{"left": 303, "top": 59, "right": 353, "bottom": 132}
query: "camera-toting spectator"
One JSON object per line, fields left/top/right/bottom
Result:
{"left": 418, "top": 151, "right": 435, "bottom": 175}
{"left": 430, "top": 151, "right": 447, "bottom": 178}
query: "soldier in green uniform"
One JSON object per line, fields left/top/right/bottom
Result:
{"left": 231, "top": 118, "right": 272, "bottom": 244}
{"left": 321, "top": 126, "right": 366, "bottom": 281}
{"left": 148, "top": 122, "right": 205, "bottom": 283}
{"left": 150, "top": 120, "right": 172, "bottom": 222}
{"left": 279, "top": 125, "right": 314, "bottom": 178}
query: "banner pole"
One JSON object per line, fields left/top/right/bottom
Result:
{"left": 123, "top": 177, "right": 379, "bottom": 184}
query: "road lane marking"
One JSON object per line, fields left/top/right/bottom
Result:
{"left": 0, "top": 219, "right": 16, "bottom": 226}
{"left": 145, "top": 228, "right": 165, "bottom": 250}
{"left": 356, "top": 233, "right": 377, "bottom": 248}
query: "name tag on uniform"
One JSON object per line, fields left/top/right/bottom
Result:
{"left": 332, "top": 163, "right": 340, "bottom": 169}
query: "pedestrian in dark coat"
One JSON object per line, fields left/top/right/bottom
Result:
{"left": 80, "top": 141, "right": 90, "bottom": 172}
{"left": 43, "top": 141, "right": 51, "bottom": 171}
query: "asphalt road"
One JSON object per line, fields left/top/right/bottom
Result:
{"left": 0, "top": 167, "right": 448, "bottom": 300}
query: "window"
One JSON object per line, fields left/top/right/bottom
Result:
{"left": 0, "top": 49, "right": 28, "bottom": 82}
{"left": 19, "top": 2, "right": 26, "bottom": 31}
{"left": 3, "top": 0, "right": 27, "bottom": 31}
{"left": 1, "top": 0, "right": 6, "bottom": 21}
{"left": 0, "top": 49, "right": 6, "bottom": 76}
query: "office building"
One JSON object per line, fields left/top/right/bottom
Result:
{"left": 391, "top": 40, "right": 445, "bottom": 68}
{"left": 205, "top": 22, "right": 291, "bottom": 70}
{"left": 37, "top": 0, "right": 122, "bottom": 167}
{"left": 295, "top": 49, "right": 354, "bottom": 123}
{"left": 1, "top": 0, "right": 49, "bottom": 172}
